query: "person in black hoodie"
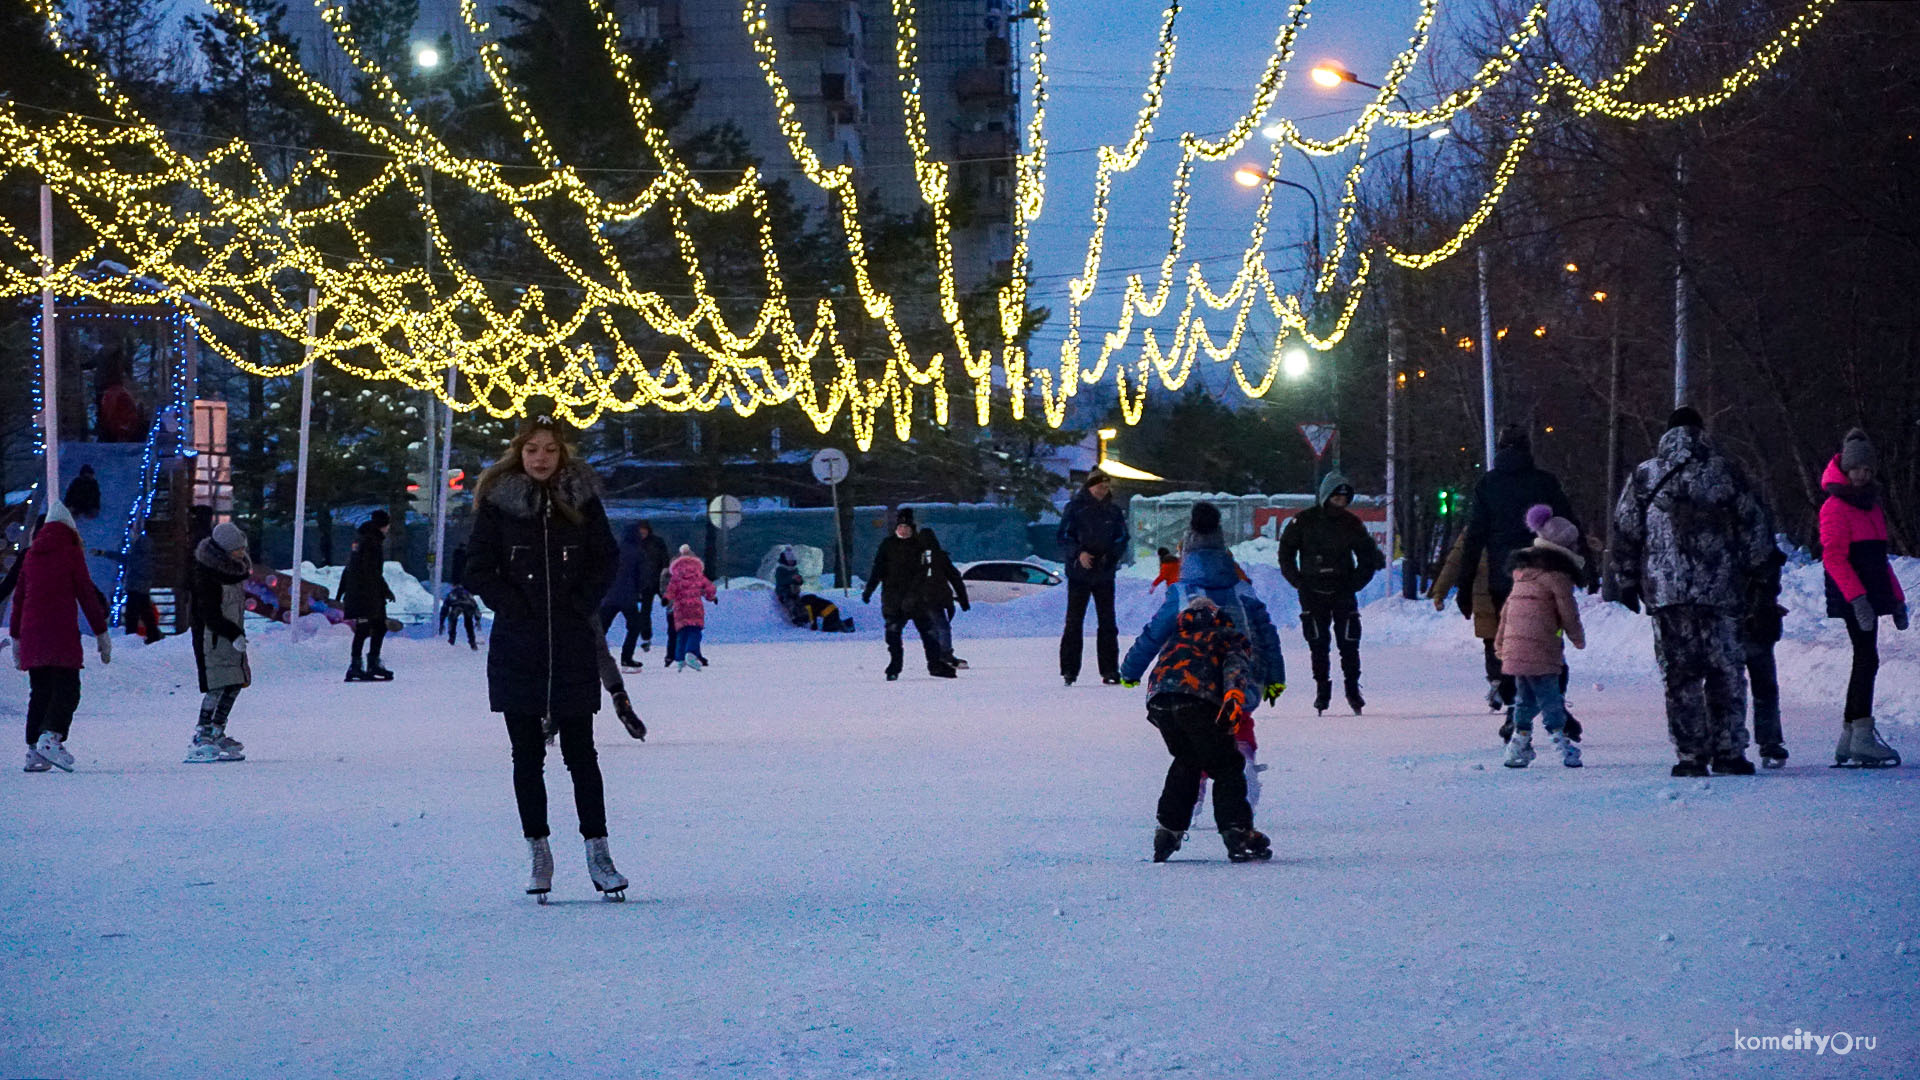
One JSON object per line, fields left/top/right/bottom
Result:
{"left": 1460, "top": 426, "right": 1588, "bottom": 737}
{"left": 862, "top": 508, "right": 955, "bottom": 681}
{"left": 339, "top": 509, "right": 396, "bottom": 681}
{"left": 599, "top": 523, "right": 647, "bottom": 670}
{"left": 1057, "top": 468, "right": 1130, "bottom": 685}
{"left": 917, "top": 527, "right": 971, "bottom": 670}
{"left": 1741, "top": 496, "right": 1790, "bottom": 769}
{"left": 1279, "top": 471, "right": 1385, "bottom": 715}
{"left": 632, "top": 522, "right": 670, "bottom": 654}
{"left": 464, "top": 415, "right": 629, "bottom": 901}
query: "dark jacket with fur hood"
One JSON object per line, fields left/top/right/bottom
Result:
{"left": 465, "top": 461, "right": 618, "bottom": 716}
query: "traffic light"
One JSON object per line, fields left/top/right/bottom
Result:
{"left": 406, "top": 470, "right": 428, "bottom": 513}
{"left": 1436, "top": 488, "right": 1458, "bottom": 517}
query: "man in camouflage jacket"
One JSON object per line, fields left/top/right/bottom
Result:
{"left": 1610, "top": 407, "right": 1773, "bottom": 775}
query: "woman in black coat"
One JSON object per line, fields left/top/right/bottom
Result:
{"left": 339, "top": 511, "right": 395, "bottom": 680}
{"left": 464, "top": 417, "right": 629, "bottom": 901}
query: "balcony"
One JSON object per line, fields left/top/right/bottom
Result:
{"left": 787, "top": 1, "right": 852, "bottom": 44}
{"left": 953, "top": 130, "right": 1017, "bottom": 160}
{"left": 955, "top": 66, "right": 1014, "bottom": 106}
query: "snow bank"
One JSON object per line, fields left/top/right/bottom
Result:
{"left": 287, "top": 561, "right": 439, "bottom": 622}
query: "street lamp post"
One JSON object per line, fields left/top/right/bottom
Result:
{"left": 413, "top": 43, "right": 455, "bottom": 607}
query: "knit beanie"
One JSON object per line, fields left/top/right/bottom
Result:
{"left": 1084, "top": 467, "right": 1111, "bottom": 489}
{"left": 1189, "top": 501, "right": 1222, "bottom": 536}
{"left": 1527, "top": 504, "right": 1578, "bottom": 551}
{"left": 1841, "top": 428, "right": 1878, "bottom": 473}
{"left": 1666, "top": 406, "right": 1704, "bottom": 431}
{"left": 212, "top": 521, "right": 249, "bottom": 552}
{"left": 368, "top": 509, "right": 391, "bottom": 529}
{"left": 895, "top": 507, "right": 916, "bottom": 530}
{"left": 1496, "top": 425, "right": 1531, "bottom": 452}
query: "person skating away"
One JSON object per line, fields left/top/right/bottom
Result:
{"left": 1057, "top": 468, "right": 1129, "bottom": 685}
{"left": 92, "top": 526, "right": 164, "bottom": 643}
{"left": 657, "top": 563, "right": 677, "bottom": 667}
{"left": 441, "top": 585, "right": 480, "bottom": 650}
{"left": 1129, "top": 593, "right": 1273, "bottom": 863}
{"left": 861, "top": 509, "right": 955, "bottom": 680}
{"left": 917, "top": 528, "right": 971, "bottom": 670}
{"left": 1120, "top": 502, "right": 1286, "bottom": 860}
{"left": 1494, "top": 510, "right": 1587, "bottom": 769}
{"left": 465, "top": 415, "right": 629, "bottom": 901}
{"left": 631, "top": 522, "right": 670, "bottom": 656}
{"left": 186, "top": 522, "right": 253, "bottom": 763}
{"left": 1279, "top": 471, "right": 1385, "bottom": 715}
{"left": 340, "top": 509, "right": 395, "bottom": 682}
{"left": 1148, "top": 547, "right": 1179, "bottom": 593}
{"left": 1428, "top": 530, "right": 1506, "bottom": 713}
{"left": 10, "top": 501, "right": 111, "bottom": 772}
{"left": 1819, "top": 429, "right": 1907, "bottom": 768}
{"left": 1610, "top": 407, "right": 1773, "bottom": 777}
{"left": 1742, "top": 499, "right": 1791, "bottom": 769}
{"left": 1458, "top": 427, "right": 1590, "bottom": 734}
{"left": 600, "top": 523, "right": 649, "bottom": 673}
{"left": 664, "top": 545, "right": 717, "bottom": 671}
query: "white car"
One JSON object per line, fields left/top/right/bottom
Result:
{"left": 958, "top": 560, "right": 1063, "bottom": 603}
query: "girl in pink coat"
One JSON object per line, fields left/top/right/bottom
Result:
{"left": 663, "top": 546, "right": 717, "bottom": 670}
{"left": 1820, "top": 429, "right": 1906, "bottom": 767}
{"left": 9, "top": 501, "right": 112, "bottom": 772}
{"left": 1494, "top": 507, "right": 1587, "bottom": 769}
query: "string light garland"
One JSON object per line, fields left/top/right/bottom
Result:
{"left": 0, "top": 0, "right": 1836, "bottom": 446}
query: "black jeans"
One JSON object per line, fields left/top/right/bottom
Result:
{"left": 1845, "top": 621, "right": 1878, "bottom": 721}
{"left": 1482, "top": 638, "right": 1567, "bottom": 705}
{"left": 1300, "top": 592, "right": 1361, "bottom": 687}
{"left": 885, "top": 609, "right": 943, "bottom": 676}
{"left": 1060, "top": 578, "right": 1118, "bottom": 681}
{"left": 1148, "top": 694, "right": 1252, "bottom": 833}
{"left": 1745, "top": 640, "right": 1782, "bottom": 748}
{"left": 600, "top": 600, "right": 645, "bottom": 665}
{"left": 351, "top": 620, "right": 386, "bottom": 665}
{"left": 25, "top": 667, "right": 81, "bottom": 745}
{"left": 503, "top": 712, "right": 607, "bottom": 840}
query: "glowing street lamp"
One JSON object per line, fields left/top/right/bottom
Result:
{"left": 1310, "top": 63, "right": 1354, "bottom": 89}
{"left": 1093, "top": 427, "right": 1164, "bottom": 482}
{"left": 1230, "top": 165, "right": 1322, "bottom": 269}
{"left": 414, "top": 44, "right": 441, "bottom": 70}
{"left": 1282, "top": 347, "right": 1311, "bottom": 381}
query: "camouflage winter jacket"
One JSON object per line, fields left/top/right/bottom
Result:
{"left": 1609, "top": 426, "right": 1771, "bottom": 613}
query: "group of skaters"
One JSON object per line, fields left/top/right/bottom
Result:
{"left": 4, "top": 407, "right": 1910, "bottom": 883}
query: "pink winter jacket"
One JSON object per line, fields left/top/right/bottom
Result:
{"left": 1494, "top": 542, "right": 1587, "bottom": 677}
{"left": 664, "top": 554, "right": 716, "bottom": 628}
{"left": 1818, "top": 455, "right": 1906, "bottom": 612}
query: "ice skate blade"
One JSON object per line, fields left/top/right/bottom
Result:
{"left": 600, "top": 889, "right": 626, "bottom": 902}
{"left": 531, "top": 891, "right": 550, "bottom": 904}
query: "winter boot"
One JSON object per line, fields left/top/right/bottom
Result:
{"left": 1833, "top": 720, "right": 1854, "bottom": 767}
{"left": 612, "top": 691, "right": 646, "bottom": 741}
{"left": 23, "top": 747, "right": 51, "bottom": 773}
{"left": 366, "top": 660, "right": 394, "bottom": 681}
{"left": 1498, "top": 707, "right": 1515, "bottom": 745}
{"left": 1313, "top": 680, "right": 1332, "bottom": 715}
{"left": 951, "top": 657, "right": 970, "bottom": 670}
{"left": 930, "top": 664, "right": 958, "bottom": 679}
{"left": 542, "top": 715, "right": 558, "bottom": 747}
{"left": 1759, "top": 744, "right": 1789, "bottom": 769}
{"left": 1152, "top": 826, "right": 1183, "bottom": 863}
{"left": 1502, "top": 729, "right": 1535, "bottom": 769}
{"left": 185, "top": 724, "right": 244, "bottom": 764}
{"left": 527, "top": 837, "right": 553, "bottom": 902}
{"left": 1670, "top": 757, "right": 1709, "bottom": 778}
{"left": 682, "top": 655, "right": 705, "bottom": 672}
{"left": 1484, "top": 680, "right": 1505, "bottom": 712}
{"left": 344, "top": 661, "right": 374, "bottom": 682}
{"left": 585, "top": 837, "right": 628, "bottom": 900}
{"left": 33, "top": 732, "right": 74, "bottom": 772}
{"left": 1710, "top": 754, "right": 1756, "bottom": 776}
{"left": 1062, "top": 675, "right": 1075, "bottom": 687}
{"left": 1344, "top": 678, "right": 1365, "bottom": 716}
{"left": 1550, "top": 730, "right": 1582, "bottom": 769}
{"left": 1845, "top": 717, "right": 1902, "bottom": 768}
{"left": 1221, "top": 827, "right": 1273, "bottom": 863}
{"left": 1562, "top": 709, "right": 1583, "bottom": 742}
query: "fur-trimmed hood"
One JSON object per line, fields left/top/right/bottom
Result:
{"left": 482, "top": 461, "right": 603, "bottom": 519}
{"left": 195, "top": 537, "right": 252, "bottom": 577}
{"left": 1507, "top": 542, "right": 1582, "bottom": 579}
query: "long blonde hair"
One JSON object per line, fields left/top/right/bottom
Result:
{"left": 475, "top": 417, "right": 585, "bottom": 523}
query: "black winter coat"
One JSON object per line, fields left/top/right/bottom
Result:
{"left": 921, "top": 538, "right": 970, "bottom": 615}
{"left": 1279, "top": 505, "right": 1384, "bottom": 602}
{"left": 465, "top": 463, "right": 619, "bottom": 717}
{"left": 339, "top": 521, "right": 394, "bottom": 620}
{"left": 1057, "top": 491, "right": 1129, "bottom": 583}
{"left": 635, "top": 532, "right": 670, "bottom": 598}
{"left": 1459, "top": 446, "right": 1583, "bottom": 604}
{"left": 864, "top": 534, "right": 934, "bottom": 618}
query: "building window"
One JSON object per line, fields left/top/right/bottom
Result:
{"left": 821, "top": 72, "right": 847, "bottom": 102}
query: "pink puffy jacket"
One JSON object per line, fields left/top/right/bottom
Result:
{"left": 664, "top": 554, "right": 716, "bottom": 628}
{"left": 1494, "top": 542, "right": 1587, "bottom": 677}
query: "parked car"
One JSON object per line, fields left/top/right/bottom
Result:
{"left": 958, "top": 560, "right": 1062, "bottom": 603}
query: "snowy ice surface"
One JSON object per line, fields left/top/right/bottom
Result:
{"left": 4, "top": 564, "right": 1917, "bottom": 1077}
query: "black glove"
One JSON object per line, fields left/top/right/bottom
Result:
{"left": 1618, "top": 586, "right": 1641, "bottom": 614}
{"left": 861, "top": 590, "right": 873, "bottom": 605}
{"left": 1851, "top": 595, "right": 1876, "bottom": 631}
{"left": 1893, "top": 603, "right": 1909, "bottom": 632}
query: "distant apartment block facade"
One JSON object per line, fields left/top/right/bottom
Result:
{"left": 284, "top": 0, "right": 1020, "bottom": 289}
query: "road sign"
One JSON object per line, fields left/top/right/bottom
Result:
{"left": 811, "top": 448, "right": 850, "bottom": 485}
{"left": 1298, "top": 423, "right": 1338, "bottom": 460}
{"left": 707, "top": 494, "right": 743, "bottom": 529}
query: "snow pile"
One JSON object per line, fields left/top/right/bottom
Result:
{"left": 288, "top": 561, "right": 438, "bottom": 622}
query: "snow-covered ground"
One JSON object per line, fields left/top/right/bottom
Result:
{"left": 4, "top": 572, "right": 1918, "bottom": 1077}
